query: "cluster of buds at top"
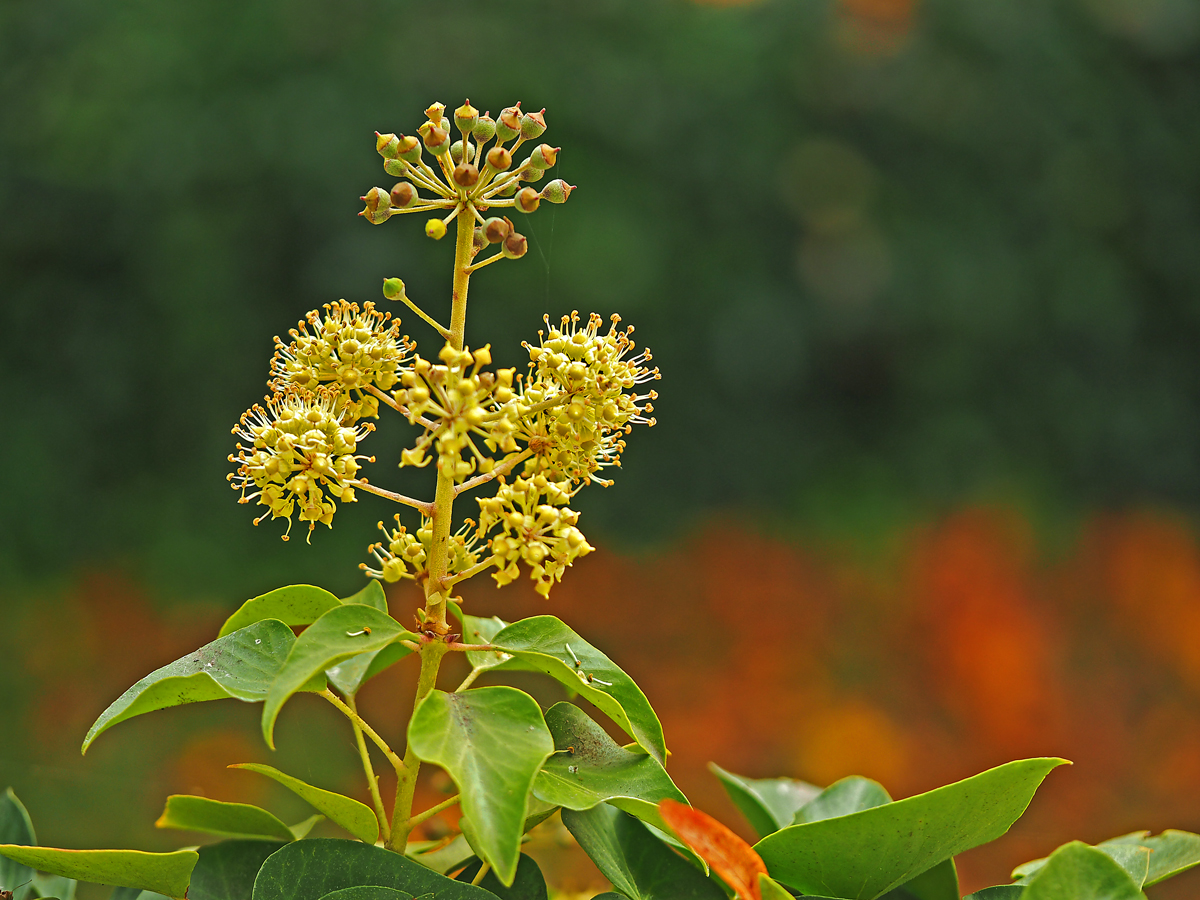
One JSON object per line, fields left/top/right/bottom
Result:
{"left": 270, "top": 300, "right": 413, "bottom": 426}
{"left": 228, "top": 389, "right": 374, "bottom": 540}
{"left": 361, "top": 100, "right": 575, "bottom": 265}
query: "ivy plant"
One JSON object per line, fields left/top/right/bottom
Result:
{"left": 2, "top": 100, "right": 1198, "bottom": 900}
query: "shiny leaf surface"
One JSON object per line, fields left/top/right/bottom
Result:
{"left": 708, "top": 765, "right": 821, "bottom": 839}
{"left": 0, "top": 846, "right": 197, "bottom": 899}
{"left": 155, "top": 795, "right": 294, "bottom": 842}
{"left": 218, "top": 585, "right": 342, "bottom": 637}
{"left": 230, "top": 764, "right": 378, "bottom": 844}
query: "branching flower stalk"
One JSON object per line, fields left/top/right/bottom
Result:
{"left": 227, "top": 100, "right": 659, "bottom": 853}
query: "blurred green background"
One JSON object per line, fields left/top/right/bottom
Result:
{"left": 3, "top": 0, "right": 1200, "bottom": 895}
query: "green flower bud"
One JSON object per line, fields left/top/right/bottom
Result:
{"left": 515, "top": 187, "right": 540, "bottom": 213}
{"left": 502, "top": 230, "right": 528, "bottom": 259}
{"left": 360, "top": 187, "right": 393, "bottom": 224}
{"left": 453, "top": 162, "right": 479, "bottom": 187}
{"left": 483, "top": 217, "right": 510, "bottom": 243}
{"left": 382, "top": 277, "right": 406, "bottom": 301}
{"left": 497, "top": 105, "right": 522, "bottom": 142}
{"left": 497, "top": 181, "right": 518, "bottom": 197}
{"left": 450, "top": 140, "right": 475, "bottom": 165}
{"left": 454, "top": 100, "right": 479, "bottom": 136}
{"left": 397, "top": 135, "right": 422, "bottom": 163}
{"left": 529, "top": 144, "right": 559, "bottom": 170}
{"left": 390, "top": 181, "right": 417, "bottom": 208}
{"left": 473, "top": 114, "right": 496, "bottom": 142}
{"left": 486, "top": 146, "right": 513, "bottom": 171}
{"left": 473, "top": 226, "right": 487, "bottom": 253}
{"left": 540, "top": 180, "right": 576, "bottom": 203}
{"left": 426, "top": 218, "right": 447, "bottom": 240}
{"left": 519, "top": 166, "right": 547, "bottom": 183}
{"left": 520, "top": 109, "right": 547, "bottom": 140}
{"left": 376, "top": 132, "right": 401, "bottom": 159}
{"left": 419, "top": 122, "right": 450, "bottom": 155}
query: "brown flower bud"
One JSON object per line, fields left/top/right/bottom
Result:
{"left": 376, "top": 132, "right": 401, "bottom": 159}
{"left": 483, "top": 217, "right": 510, "bottom": 243}
{"left": 453, "top": 162, "right": 479, "bottom": 187}
{"left": 520, "top": 109, "right": 547, "bottom": 140}
{"left": 390, "top": 181, "right": 417, "bottom": 208}
{"left": 454, "top": 100, "right": 479, "bottom": 136}
{"left": 497, "top": 104, "right": 522, "bottom": 142}
{"left": 397, "top": 135, "right": 422, "bottom": 163}
{"left": 515, "top": 187, "right": 540, "bottom": 213}
{"left": 419, "top": 122, "right": 450, "bottom": 155}
{"left": 360, "top": 187, "right": 393, "bottom": 225}
{"left": 473, "top": 114, "right": 496, "bottom": 142}
{"left": 502, "top": 230, "right": 528, "bottom": 259}
{"left": 486, "top": 146, "right": 513, "bottom": 172}
{"left": 539, "top": 179, "right": 576, "bottom": 204}
{"left": 529, "top": 144, "right": 559, "bottom": 170}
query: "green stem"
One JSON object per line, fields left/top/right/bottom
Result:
{"left": 387, "top": 641, "right": 448, "bottom": 850}
{"left": 386, "top": 202, "right": 475, "bottom": 853}
{"left": 405, "top": 793, "right": 461, "bottom": 831}
{"left": 347, "top": 694, "right": 392, "bottom": 844}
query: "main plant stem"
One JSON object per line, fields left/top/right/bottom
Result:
{"left": 386, "top": 203, "right": 474, "bottom": 852}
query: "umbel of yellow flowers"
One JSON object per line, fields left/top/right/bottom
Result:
{"left": 229, "top": 100, "right": 658, "bottom": 601}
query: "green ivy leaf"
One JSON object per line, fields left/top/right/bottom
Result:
{"left": 1, "top": 788, "right": 36, "bottom": 900}
{"left": 758, "top": 873, "right": 796, "bottom": 900}
{"left": 250, "top": 838, "right": 496, "bottom": 899}
{"left": 261, "top": 606, "right": 418, "bottom": 748}
{"left": 187, "top": 840, "right": 285, "bottom": 900}
{"left": 453, "top": 854, "right": 548, "bottom": 899}
{"left": 489, "top": 617, "right": 666, "bottom": 764}
{"left": 230, "top": 764, "right": 378, "bottom": 844}
{"left": 1013, "top": 841, "right": 1151, "bottom": 889}
{"left": 326, "top": 583, "right": 411, "bottom": 695}
{"left": 1022, "top": 842, "right": 1145, "bottom": 900}
{"left": 405, "top": 836, "right": 475, "bottom": 876}
{"left": 218, "top": 585, "right": 342, "bottom": 637}
{"left": 1044, "top": 830, "right": 1200, "bottom": 888}
{"left": 533, "top": 702, "right": 686, "bottom": 834}
{"left": 792, "top": 777, "right": 891, "bottom": 825}
{"left": 882, "top": 860, "right": 959, "bottom": 900}
{"left": 754, "top": 758, "right": 1069, "bottom": 900}
{"left": 963, "top": 888, "right": 1024, "bottom": 900}
{"left": 155, "top": 796, "right": 294, "bottom": 843}
{"left": 0, "top": 847, "right": 197, "bottom": 899}
{"left": 318, "top": 889, "right": 413, "bottom": 900}
{"left": 407, "top": 688, "right": 554, "bottom": 887}
{"left": 83, "top": 620, "right": 318, "bottom": 754}
{"left": 707, "top": 764, "right": 821, "bottom": 839}
{"left": 560, "top": 804, "right": 726, "bottom": 900}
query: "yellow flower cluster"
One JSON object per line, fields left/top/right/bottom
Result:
{"left": 477, "top": 474, "right": 592, "bottom": 598}
{"left": 228, "top": 390, "right": 373, "bottom": 540}
{"left": 270, "top": 300, "right": 413, "bottom": 425}
{"left": 362, "top": 514, "right": 482, "bottom": 585}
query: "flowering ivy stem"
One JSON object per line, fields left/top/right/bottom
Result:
{"left": 454, "top": 448, "right": 533, "bottom": 496}
{"left": 388, "top": 204, "right": 476, "bottom": 852}
{"left": 349, "top": 480, "right": 433, "bottom": 514}
{"left": 395, "top": 293, "right": 452, "bottom": 340}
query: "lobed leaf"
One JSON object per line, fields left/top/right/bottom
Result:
{"left": 561, "top": 804, "right": 726, "bottom": 900}
{"left": 155, "top": 795, "right": 294, "bottom": 843}
{"left": 1021, "top": 842, "right": 1145, "bottom": 900}
{"left": 406, "top": 688, "right": 554, "bottom": 887}
{"left": 83, "top": 619, "right": 316, "bottom": 754}
{"left": 489, "top": 616, "right": 666, "bottom": 763}
{"left": 230, "top": 764, "right": 378, "bottom": 844}
{"left": 0, "top": 788, "right": 36, "bottom": 900}
{"left": 533, "top": 702, "right": 686, "bottom": 834}
{"left": 708, "top": 765, "right": 820, "bottom": 839}
{"left": 0, "top": 846, "right": 197, "bottom": 899}
{"left": 754, "top": 758, "right": 1069, "bottom": 899}
{"left": 261, "top": 605, "right": 418, "bottom": 748}
{"left": 187, "top": 840, "right": 285, "bottom": 900}
{"left": 218, "top": 585, "right": 342, "bottom": 638}
{"left": 250, "top": 838, "right": 495, "bottom": 900}
{"left": 659, "top": 798, "right": 766, "bottom": 900}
